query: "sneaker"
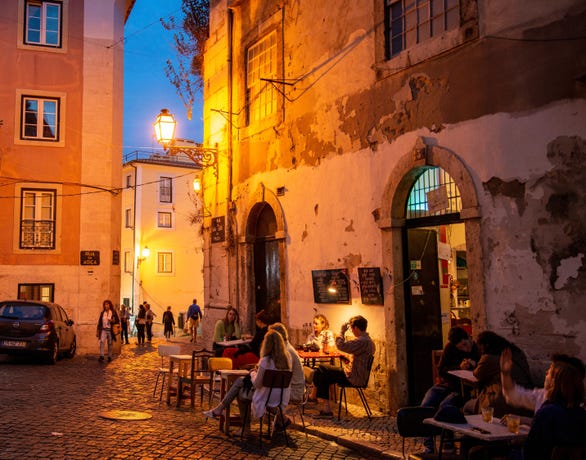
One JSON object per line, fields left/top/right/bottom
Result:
{"left": 98, "top": 356, "right": 104, "bottom": 362}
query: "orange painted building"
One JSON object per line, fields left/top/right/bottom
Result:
{"left": 0, "top": 0, "right": 134, "bottom": 352}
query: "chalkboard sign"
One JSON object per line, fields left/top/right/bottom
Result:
{"left": 358, "top": 267, "right": 384, "bottom": 305}
{"left": 80, "top": 250, "right": 100, "bottom": 266}
{"left": 312, "top": 269, "right": 351, "bottom": 304}
{"left": 211, "top": 216, "right": 226, "bottom": 243}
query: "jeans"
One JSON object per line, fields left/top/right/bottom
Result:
{"left": 421, "top": 385, "right": 461, "bottom": 452}
{"left": 99, "top": 329, "right": 113, "bottom": 358}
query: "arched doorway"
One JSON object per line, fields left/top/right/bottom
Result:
{"left": 404, "top": 167, "right": 469, "bottom": 403}
{"left": 240, "top": 185, "right": 288, "bottom": 327}
{"left": 250, "top": 203, "right": 281, "bottom": 322}
{"left": 378, "top": 138, "right": 484, "bottom": 409}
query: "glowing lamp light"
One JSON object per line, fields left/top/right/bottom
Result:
{"left": 193, "top": 177, "right": 202, "bottom": 192}
{"left": 153, "top": 108, "right": 176, "bottom": 147}
{"left": 141, "top": 246, "right": 150, "bottom": 258}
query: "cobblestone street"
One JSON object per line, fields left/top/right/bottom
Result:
{"left": 0, "top": 338, "right": 398, "bottom": 460}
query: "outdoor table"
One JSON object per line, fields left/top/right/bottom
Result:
{"left": 217, "top": 369, "right": 249, "bottom": 435}
{"left": 166, "top": 354, "right": 192, "bottom": 405}
{"left": 216, "top": 338, "right": 252, "bottom": 347}
{"left": 297, "top": 349, "right": 342, "bottom": 368}
{"left": 448, "top": 369, "right": 478, "bottom": 397}
{"left": 424, "top": 414, "right": 530, "bottom": 459}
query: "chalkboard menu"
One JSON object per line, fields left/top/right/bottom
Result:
{"left": 358, "top": 267, "right": 384, "bottom": 305}
{"left": 312, "top": 269, "right": 351, "bottom": 304}
{"left": 211, "top": 216, "right": 226, "bottom": 243}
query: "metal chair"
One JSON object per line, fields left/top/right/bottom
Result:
{"left": 207, "top": 357, "right": 233, "bottom": 406}
{"left": 177, "top": 349, "right": 214, "bottom": 408}
{"left": 241, "top": 369, "right": 293, "bottom": 447}
{"left": 286, "top": 365, "right": 314, "bottom": 434}
{"left": 337, "top": 354, "right": 374, "bottom": 420}
{"left": 396, "top": 406, "right": 461, "bottom": 460}
{"left": 153, "top": 344, "right": 181, "bottom": 400}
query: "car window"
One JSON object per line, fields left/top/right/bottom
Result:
{"left": 0, "top": 304, "right": 47, "bottom": 320}
{"left": 56, "top": 306, "right": 68, "bottom": 322}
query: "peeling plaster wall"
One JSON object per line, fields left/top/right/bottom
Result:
{"left": 204, "top": 0, "right": 586, "bottom": 409}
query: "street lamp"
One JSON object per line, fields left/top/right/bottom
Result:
{"left": 153, "top": 108, "right": 218, "bottom": 175}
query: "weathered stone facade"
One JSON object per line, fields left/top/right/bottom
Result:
{"left": 201, "top": 0, "right": 586, "bottom": 411}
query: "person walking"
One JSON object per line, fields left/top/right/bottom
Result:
{"left": 162, "top": 306, "right": 175, "bottom": 340}
{"left": 96, "top": 299, "right": 120, "bottom": 362}
{"left": 119, "top": 305, "right": 130, "bottom": 345}
{"left": 145, "top": 303, "right": 156, "bottom": 342}
{"left": 186, "top": 298, "right": 203, "bottom": 343}
{"left": 136, "top": 304, "right": 146, "bottom": 345}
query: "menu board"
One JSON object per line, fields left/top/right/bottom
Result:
{"left": 358, "top": 267, "right": 384, "bottom": 305}
{"left": 311, "top": 269, "right": 351, "bottom": 304}
{"left": 211, "top": 216, "right": 226, "bottom": 243}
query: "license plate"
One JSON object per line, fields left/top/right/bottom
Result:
{"left": 1, "top": 340, "right": 27, "bottom": 348}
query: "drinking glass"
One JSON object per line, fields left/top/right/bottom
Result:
{"left": 481, "top": 406, "right": 494, "bottom": 423}
{"left": 507, "top": 414, "right": 520, "bottom": 434}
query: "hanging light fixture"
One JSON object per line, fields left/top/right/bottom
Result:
{"left": 153, "top": 109, "right": 176, "bottom": 148}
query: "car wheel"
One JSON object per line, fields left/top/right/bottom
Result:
{"left": 47, "top": 341, "right": 58, "bottom": 365}
{"left": 65, "top": 337, "right": 76, "bottom": 359}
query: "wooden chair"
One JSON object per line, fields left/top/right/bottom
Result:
{"left": 396, "top": 406, "right": 461, "bottom": 460}
{"left": 337, "top": 355, "right": 374, "bottom": 420}
{"left": 207, "top": 357, "right": 233, "bottom": 406}
{"left": 241, "top": 369, "right": 293, "bottom": 447}
{"left": 431, "top": 349, "right": 443, "bottom": 384}
{"left": 177, "top": 349, "right": 214, "bottom": 408}
{"left": 153, "top": 344, "right": 181, "bottom": 400}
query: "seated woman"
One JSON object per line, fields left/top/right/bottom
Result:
{"left": 202, "top": 329, "right": 292, "bottom": 432}
{"left": 524, "top": 355, "right": 585, "bottom": 460}
{"left": 222, "top": 309, "right": 270, "bottom": 369}
{"left": 304, "top": 314, "right": 335, "bottom": 352}
{"left": 212, "top": 307, "right": 241, "bottom": 356}
{"left": 465, "top": 330, "right": 533, "bottom": 418}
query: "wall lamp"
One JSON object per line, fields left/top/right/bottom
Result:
{"left": 137, "top": 246, "right": 150, "bottom": 267}
{"left": 154, "top": 108, "right": 218, "bottom": 176}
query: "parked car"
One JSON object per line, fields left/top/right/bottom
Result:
{"left": 0, "top": 300, "right": 76, "bottom": 364}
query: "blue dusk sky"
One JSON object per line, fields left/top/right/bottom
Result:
{"left": 123, "top": 0, "right": 203, "bottom": 157}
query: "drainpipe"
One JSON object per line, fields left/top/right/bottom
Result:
{"left": 227, "top": 6, "right": 238, "bottom": 310}
{"left": 131, "top": 163, "right": 137, "bottom": 315}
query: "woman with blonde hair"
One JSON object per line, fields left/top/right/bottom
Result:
{"left": 203, "top": 329, "right": 292, "bottom": 430}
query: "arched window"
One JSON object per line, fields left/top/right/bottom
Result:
{"left": 406, "top": 167, "right": 461, "bottom": 219}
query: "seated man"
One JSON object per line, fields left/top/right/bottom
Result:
{"left": 420, "top": 326, "right": 480, "bottom": 453}
{"left": 312, "top": 315, "right": 375, "bottom": 417}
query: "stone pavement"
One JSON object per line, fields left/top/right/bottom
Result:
{"left": 0, "top": 335, "right": 426, "bottom": 459}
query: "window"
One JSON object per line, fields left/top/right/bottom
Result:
{"left": 20, "top": 189, "right": 56, "bottom": 249}
{"left": 21, "top": 95, "right": 59, "bottom": 141}
{"left": 406, "top": 167, "right": 461, "bottom": 219}
{"left": 125, "top": 174, "right": 133, "bottom": 188}
{"left": 24, "top": 1, "right": 62, "bottom": 47}
{"left": 157, "top": 252, "right": 173, "bottom": 274}
{"left": 124, "top": 251, "right": 133, "bottom": 273}
{"left": 385, "top": 0, "right": 459, "bottom": 59}
{"left": 125, "top": 208, "right": 132, "bottom": 228}
{"left": 246, "top": 32, "right": 277, "bottom": 124}
{"left": 159, "top": 177, "right": 172, "bottom": 203}
{"left": 158, "top": 212, "right": 172, "bottom": 228}
{"left": 18, "top": 283, "right": 54, "bottom": 302}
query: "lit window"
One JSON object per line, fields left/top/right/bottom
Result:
{"left": 20, "top": 189, "right": 56, "bottom": 249}
{"left": 21, "top": 95, "right": 59, "bottom": 141}
{"left": 18, "top": 283, "right": 54, "bottom": 302}
{"left": 158, "top": 212, "right": 172, "bottom": 228}
{"left": 159, "top": 177, "right": 172, "bottom": 203}
{"left": 157, "top": 252, "right": 173, "bottom": 274}
{"left": 246, "top": 32, "right": 277, "bottom": 124}
{"left": 406, "top": 167, "right": 461, "bottom": 219}
{"left": 25, "top": 1, "right": 62, "bottom": 47}
{"left": 385, "top": 0, "right": 459, "bottom": 59}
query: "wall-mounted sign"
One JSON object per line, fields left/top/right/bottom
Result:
{"left": 112, "top": 250, "right": 120, "bottom": 266}
{"left": 358, "top": 267, "right": 384, "bottom": 305}
{"left": 311, "top": 269, "right": 351, "bottom": 304}
{"left": 211, "top": 216, "right": 226, "bottom": 243}
{"left": 80, "top": 250, "right": 100, "bottom": 266}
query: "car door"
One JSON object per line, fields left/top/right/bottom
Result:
{"left": 56, "top": 305, "right": 75, "bottom": 350}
